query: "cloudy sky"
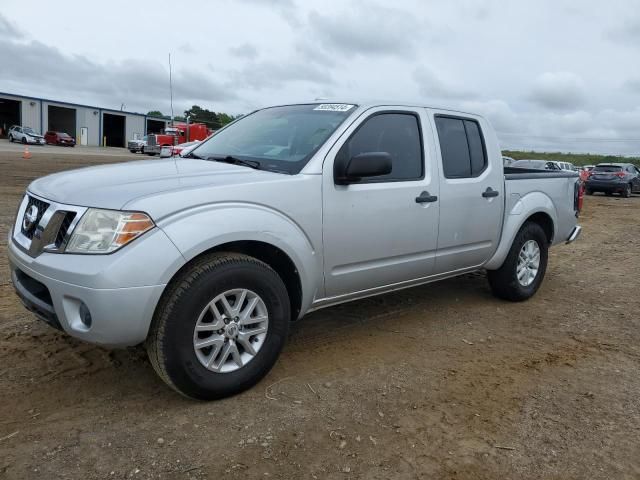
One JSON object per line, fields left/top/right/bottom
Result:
{"left": 1, "top": 0, "right": 639, "bottom": 154}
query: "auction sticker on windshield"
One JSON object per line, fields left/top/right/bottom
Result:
{"left": 313, "top": 104, "right": 355, "bottom": 112}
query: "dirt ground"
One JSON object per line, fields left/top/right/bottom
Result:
{"left": 1, "top": 148, "right": 639, "bottom": 480}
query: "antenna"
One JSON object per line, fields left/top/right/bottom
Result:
{"left": 168, "top": 53, "right": 174, "bottom": 127}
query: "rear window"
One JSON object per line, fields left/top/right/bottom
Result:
{"left": 593, "top": 165, "right": 622, "bottom": 172}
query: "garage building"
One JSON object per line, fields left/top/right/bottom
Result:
{"left": 0, "top": 92, "right": 169, "bottom": 147}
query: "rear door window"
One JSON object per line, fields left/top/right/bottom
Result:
{"left": 435, "top": 116, "right": 487, "bottom": 178}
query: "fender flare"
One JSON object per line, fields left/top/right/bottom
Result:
{"left": 484, "top": 191, "right": 557, "bottom": 270}
{"left": 156, "top": 202, "right": 321, "bottom": 313}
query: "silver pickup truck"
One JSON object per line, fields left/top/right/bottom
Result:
{"left": 8, "top": 101, "right": 582, "bottom": 399}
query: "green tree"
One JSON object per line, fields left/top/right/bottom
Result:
{"left": 147, "top": 110, "right": 165, "bottom": 118}
{"left": 184, "top": 105, "right": 221, "bottom": 129}
{"left": 217, "top": 112, "right": 236, "bottom": 126}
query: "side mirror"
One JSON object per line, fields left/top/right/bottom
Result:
{"left": 159, "top": 146, "right": 173, "bottom": 158}
{"left": 335, "top": 152, "right": 393, "bottom": 185}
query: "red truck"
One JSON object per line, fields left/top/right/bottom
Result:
{"left": 145, "top": 123, "right": 212, "bottom": 156}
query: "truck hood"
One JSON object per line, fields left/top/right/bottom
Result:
{"left": 28, "top": 158, "right": 285, "bottom": 210}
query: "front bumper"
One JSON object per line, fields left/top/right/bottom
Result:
{"left": 27, "top": 137, "right": 45, "bottom": 145}
{"left": 8, "top": 228, "right": 185, "bottom": 347}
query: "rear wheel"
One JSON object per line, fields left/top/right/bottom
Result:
{"left": 585, "top": 188, "right": 593, "bottom": 195}
{"left": 605, "top": 191, "right": 613, "bottom": 196}
{"left": 140, "top": 146, "right": 145, "bottom": 154}
{"left": 146, "top": 253, "right": 290, "bottom": 400}
{"left": 487, "top": 222, "right": 548, "bottom": 301}
{"left": 622, "top": 184, "right": 631, "bottom": 198}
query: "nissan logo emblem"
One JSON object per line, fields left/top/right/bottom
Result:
{"left": 23, "top": 205, "right": 39, "bottom": 231}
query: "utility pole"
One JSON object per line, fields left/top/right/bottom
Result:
{"left": 169, "top": 53, "right": 174, "bottom": 127}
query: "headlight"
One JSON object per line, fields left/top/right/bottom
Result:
{"left": 65, "top": 209, "right": 154, "bottom": 254}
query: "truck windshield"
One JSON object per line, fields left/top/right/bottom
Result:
{"left": 188, "top": 104, "right": 356, "bottom": 174}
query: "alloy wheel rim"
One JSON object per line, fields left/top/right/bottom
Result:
{"left": 516, "top": 240, "right": 540, "bottom": 287}
{"left": 193, "top": 288, "right": 269, "bottom": 373}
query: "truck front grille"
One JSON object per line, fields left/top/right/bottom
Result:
{"left": 55, "top": 211, "right": 77, "bottom": 248}
{"left": 13, "top": 193, "right": 87, "bottom": 257}
{"left": 21, "top": 196, "right": 50, "bottom": 239}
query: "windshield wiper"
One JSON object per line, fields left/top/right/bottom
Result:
{"left": 182, "top": 152, "right": 204, "bottom": 159}
{"left": 206, "top": 155, "right": 261, "bottom": 170}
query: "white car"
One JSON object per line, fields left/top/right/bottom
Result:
{"left": 8, "top": 126, "right": 45, "bottom": 145}
{"left": 554, "top": 161, "right": 576, "bottom": 172}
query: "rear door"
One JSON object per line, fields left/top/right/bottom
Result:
{"left": 430, "top": 111, "right": 504, "bottom": 273}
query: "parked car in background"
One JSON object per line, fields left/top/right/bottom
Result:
{"left": 159, "top": 140, "right": 202, "bottom": 158}
{"left": 8, "top": 126, "right": 45, "bottom": 145}
{"left": 556, "top": 161, "right": 576, "bottom": 172}
{"left": 128, "top": 136, "right": 148, "bottom": 154}
{"left": 585, "top": 163, "right": 640, "bottom": 197}
{"left": 44, "top": 131, "right": 76, "bottom": 147}
{"left": 9, "top": 101, "right": 582, "bottom": 399}
{"left": 502, "top": 156, "right": 515, "bottom": 167}
{"left": 146, "top": 123, "right": 212, "bottom": 156}
{"left": 509, "top": 159, "right": 562, "bottom": 171}
{"left": 579, "top": 165, "right": 594, "bottom": 182}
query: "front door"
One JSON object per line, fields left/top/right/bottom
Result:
{"left": 430, "top": 110, "right": 504, "bottom": 273}
{"left": 322, "top": 107, "right": 440, "bottom": 299}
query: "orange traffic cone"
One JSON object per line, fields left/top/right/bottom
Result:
{"left": 22, "top": 145, "right": 31, "bottom": 159}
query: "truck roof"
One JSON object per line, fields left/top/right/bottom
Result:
{"left": 263, "top": 99, "right": 486, "bottom": 119}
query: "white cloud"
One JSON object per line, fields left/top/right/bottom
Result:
{"left": 529, "top": 72, "right": 587, "bottom": 111}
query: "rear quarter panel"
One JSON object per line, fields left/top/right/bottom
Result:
{"left": 484, "top": 174, "right": 578, "bottom": 270}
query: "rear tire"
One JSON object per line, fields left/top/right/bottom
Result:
{"left": 487, "top": 222, "right": 548, "bottom": 302}
{"left": 585, "top": 188, "right": 593, "bottom": 195}
{"left": 146, "top": 253, "right": 290, "bottom": 400}
{"left": 622, "top": 184, "right": 631, "bottom": 198}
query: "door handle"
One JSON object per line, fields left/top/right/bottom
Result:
{"left": 482, "top": 187, "right": 499, "bottom": 198}
{"left": 415, "top": 191, "right": 438, "bottom": 203}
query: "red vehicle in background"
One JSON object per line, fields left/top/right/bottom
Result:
{"left": 44, "top": 131, "right": 76, "bottom": 147}
{"left": 145, "top": 123, "right": 212, "bottom": 156}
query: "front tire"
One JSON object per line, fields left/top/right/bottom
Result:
{"left": 21, "top": 137, "right": 27, "bottom": 144}
{"left": 487, "top": 222, "right": 548, "bottom": 302}
{"left": 9, "top": 135, "right": 13, "bottom": 142}
{"left": 146, "top": 253, "right": 290, "bottom": 400}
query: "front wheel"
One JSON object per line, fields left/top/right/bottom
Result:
{"left": 21, "top": 137, "right": 27, "bottom": 144}
{"left": 9, "top": 135, "right": 13, "bottom": 142}
{"left": 487, "top": 222, "right": 548, "bottom": 302}
{"left": 146, "top": 253, "right": 290, "bottom": 400}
